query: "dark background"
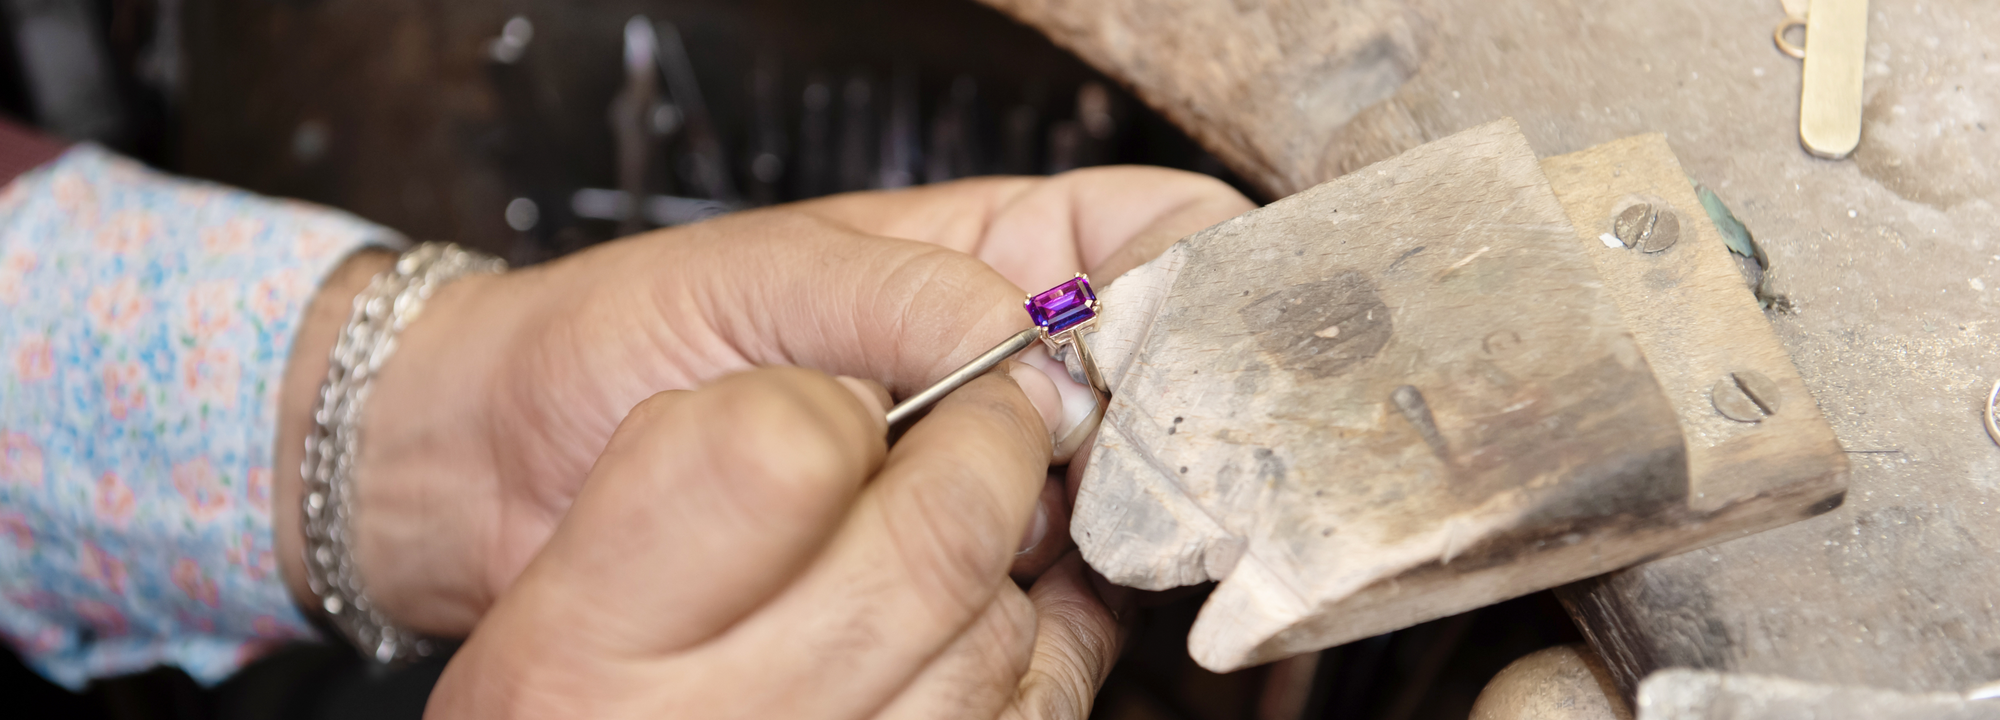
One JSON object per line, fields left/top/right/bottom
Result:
{"left": 0, "top": 1, "right": 1581, "bottom": 717}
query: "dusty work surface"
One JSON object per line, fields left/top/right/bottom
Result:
{"left": 984, "top": 0, "right": 2000, "bottom": 692}
{"left": 1074, "top": 120, "right": 1689, "bottom": 672}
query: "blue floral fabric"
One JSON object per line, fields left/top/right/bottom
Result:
{"left": 0, "top": 145, "right": 395, "bottom": 689}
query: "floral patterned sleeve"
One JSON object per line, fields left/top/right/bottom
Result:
{"left": 0, "top": 145, "right": 401, "bottom": 689}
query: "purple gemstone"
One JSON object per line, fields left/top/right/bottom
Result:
{"left": 1027, "top": 276, "right": 1097, "bottom": 335}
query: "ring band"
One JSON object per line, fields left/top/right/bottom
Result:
{"left": 1050, "top": 330, "right": 1109, "bottom": 460}
{"left": 886, "top": 274, "right": 1112, "bottom": 456}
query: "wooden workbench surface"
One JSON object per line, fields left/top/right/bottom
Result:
{"left": 984, "top": 0, "right": 2000, "bottom": 693}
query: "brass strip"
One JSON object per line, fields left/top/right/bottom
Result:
{"left": 1799, "top": 0, "right": 1869, "bottom": 158}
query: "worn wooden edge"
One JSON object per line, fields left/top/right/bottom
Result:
{"left": 1212, "top": 454, "right": 1840, "bottom": 669}
{"left": 1185, "top": 135, "right": 1849, "bottom": 671}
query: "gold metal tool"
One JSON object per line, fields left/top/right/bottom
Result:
{"left": 1777, "top": 0, "right": 1869, "bottom": 159}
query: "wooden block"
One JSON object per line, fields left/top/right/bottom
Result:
{"left": 1540, "top": 136, "right": 1846, "bottom": 515}
{"left": 1073, "top": 119, "right": 1688, "bottom": 672}
{"left": 1540, "top": 137, "right": 1847, "bottom": 698}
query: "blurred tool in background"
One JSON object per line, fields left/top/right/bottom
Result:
{"left": 0, "top": 0, "right": 1239, "bottom": 263}
{"left": 0, "top": 3, "right": 1566, "bottom": 720}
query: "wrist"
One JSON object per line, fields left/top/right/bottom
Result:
{"left": 275, "top": 246, "right": 541, "bottom": 641}
{"left": 274, "top": 248, "right": 398, "bottom": 625}
{"left": 346, "top": 264, "right": 536, "bottom": 636}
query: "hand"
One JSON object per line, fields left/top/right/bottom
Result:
{"left": 424, "top": 367, "right": 1129, "bottom": 719}
{"left": 272, "top": 167, "right": 1253, "bottom": 637}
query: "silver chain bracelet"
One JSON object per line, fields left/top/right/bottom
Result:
{"left": 301, "top": 242, "right": 507, "bottom": 663}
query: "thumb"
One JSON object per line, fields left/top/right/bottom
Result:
{"left": 658, "top": 208, "right": 1033, "bottom": 398}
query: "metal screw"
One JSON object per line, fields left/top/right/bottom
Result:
{"left": 1640, "top": 210, "right": 1680, "bottom": 253}
{"left": 1611, "top": 203, "right": 1681, "bottom": 253}
{"left": 1711, "top": 370, "right": 1781, "bottom": 422}
{"left": 1613, "top": 203, "right": 1654, "bottom": 247}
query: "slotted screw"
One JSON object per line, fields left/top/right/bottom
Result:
{"left": 1611, "top": 203, "right": 1681, "bottom": 253}
{"left": 1711, "top": 370, "right": 1781, "bottom": 423}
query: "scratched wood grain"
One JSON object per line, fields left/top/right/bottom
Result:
{"left": 1072, "top": 119, "right": 1687, "bottom": 672}
{"left": 997, "top": 0, "right": 1998, "bottom": 693}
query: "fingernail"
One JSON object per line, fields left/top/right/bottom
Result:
{"left": 1019, "top": 347, "right": 1100, "bottom": 443}
{"left": 834, "top": 376, "right": 890, "bottom": 432}
{"left": 1016, "top": 499, "right": 1050, "bottom": 556}
{"left": 1007, "top": 361, "right": 1064, "bottom": 438}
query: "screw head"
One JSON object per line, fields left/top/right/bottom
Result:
{"left": 1611, "top": 202, "right": 1681, "bottom": 253}
{"left": 1639, "top": 210, "right": 1680, "bottom": 253}
{"left": 1613, "top": 204, "right": 1655, "bottom": 247}
{"left": 1711, "top": 370, "right": 1781, "bottom": 422}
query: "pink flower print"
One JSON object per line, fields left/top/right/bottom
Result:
{"left": 5, "top": 590, "right": 54, "bottom": 611}
{"left": 172, "top": 558, "right": 221, "bottom": 608}
{"left": 13, "top": 334, "right": 53, "bottom": 382}
{"left": 103, "top": 361, "right": 147, "bottom": 421}
{"left": 185, "top": 281, "right": 239, "bottom": 339}
{"left": 182, "top": 346, "right": 239, "bottom": 410}
{"left": 176, "top": 610, "right": 216, "bottom": 633}
{"left": 0, "top": 432, "right": 43, "bottom": 489}
{"left": 101, "top": 153, "right": 150, "bottom": 182}
{"left": 2, "top": 625, "right": 64, "bottom": 655}
{"left": 73, "top": 599, "right": 128, "bottom": 637}
{"left": 53, "top": 173, "right": 99, "bottom": 218}
{"left": 0, "top": 249, "right": 36, "bottom": 306}
{"left": 80, "top": 542, "right": 128, "bottom": 595}
{"left": 0, "top": 510, "right": 32, "bottom": 549}
{"left": 94, "top": 210, "right": 160, "bottom": 255}
{"left": 252, "top": 616, "right": 286, "bottom": 638}
{"left": 201, "top": 218, "right": 264, "bottom": 255}
{"left": 94, "top": 472, "right": 136, "bottom": 527}
{"left": 172, "top": 457, "right": 231, "bottom": 521}
{"left": 294, "top": 229, "right": 347, "bottom": 259}
{"left": 226, "top": 531, "right": 275, "bottom": 582}
{"left": 86, "top": 276, "right": 147, "bottom": 335}
{"left": 245, "top": 466, "right": 272, "bottom": 514}
{"left": 171, "top": 180, "right": 227, "bottom": 209}
{"left": 248, "top": 269, "right": 306, "bottom": 325}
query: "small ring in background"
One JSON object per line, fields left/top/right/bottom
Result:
{"left": 1985, "top": 379, "right": 2000, "bottom": 448}
{"left": 1773, "top": 17, "right": 1807, "bottom": 60}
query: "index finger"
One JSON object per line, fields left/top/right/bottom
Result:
{"left": 687, "top": 369, "right": 1054, "bottom": 717}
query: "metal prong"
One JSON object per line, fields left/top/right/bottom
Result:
{"left": 886, "top": 327, "right": 1041, "bottom": 427}
{"left": 1065, "top": 326, "right": 1111, "bottom": 398}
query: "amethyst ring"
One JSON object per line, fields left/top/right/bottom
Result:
{"left": 885, "top": 274, "right": 1112, "bottom": 452}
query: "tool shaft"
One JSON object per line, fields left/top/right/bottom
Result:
{"left": 885, "top": 327, "right": 1040, "bottom": 426}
